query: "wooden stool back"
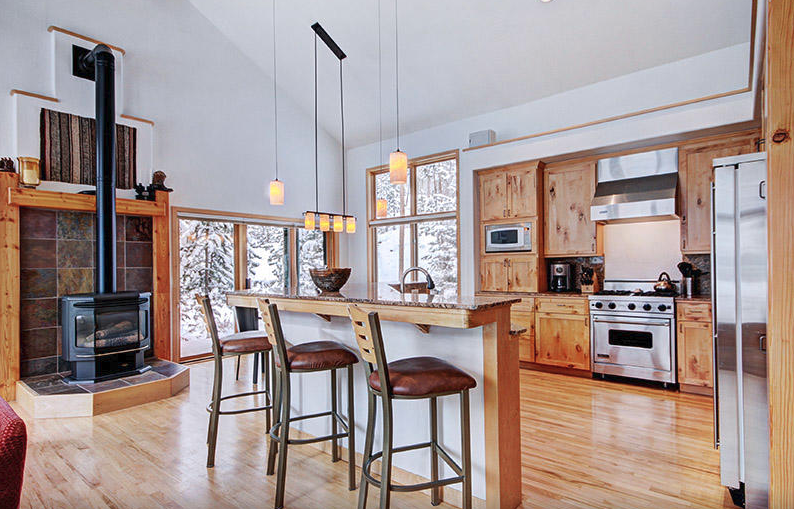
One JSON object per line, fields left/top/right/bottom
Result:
{"left": 347, "top": 304, "right": 391, "bottom": 395}
{"left": 195, "top": 294, "right": 222, "bottom": 357}
{"left": 257, "top": 299, "right": 290, "bottom": 370}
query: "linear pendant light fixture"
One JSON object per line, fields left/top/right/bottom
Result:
{"left": 388, "top": 0, "right": 407, "bottom": 185}
{"left": 303, "top": 22, "right": 356, "bottom": 234}
{"left": 268, "top": 0, "right": 284, "bottom": 205}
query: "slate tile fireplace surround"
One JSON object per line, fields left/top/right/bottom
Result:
{"left": 19, "top": 208, "right": 154, "bottom": 378}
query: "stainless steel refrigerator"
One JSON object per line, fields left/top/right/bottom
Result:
{"left": 711, "top": 152, "right": 769, "bottom": 508}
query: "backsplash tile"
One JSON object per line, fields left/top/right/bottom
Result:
{"left": 546, "top": 257, "right": 605, "bottom": 292}
{"left": 682, "top": 254, "right": 711, "bottom": 296}
{"left": 20, "top": 209, "right": 56, "bottom": 239}
{"left": 20, "top": 269, "right": 57, "bottom": 299}
{"left": 57, "top": 211, "right": 94, "bottom": 240}
{"left": 20, "top": 298, "right": 58, "bottom": 330}
{"left": 57, "top": 240, "right": 94, "bottom": 268}
{"left": 20, "top": 239, "right": 57, "bottom": 268}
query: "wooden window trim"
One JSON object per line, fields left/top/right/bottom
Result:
{"left": 170, "top": 207, "right": 335, "bottom": 361}
{"left": 366, "top": 150, "right": 460, "bottom": 292}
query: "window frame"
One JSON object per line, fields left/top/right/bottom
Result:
{"left": 366, "top": 150, "right": 460, "bottom": 292}
{"left": 170, "top": 207, "right": 336, "bottom": 361}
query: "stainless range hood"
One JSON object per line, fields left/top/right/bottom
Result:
{"left": 590, "top": 147, "right": 679, "bottom": 223}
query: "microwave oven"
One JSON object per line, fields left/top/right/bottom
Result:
{"left": 484, "top": 222, "right": 532, "bottom": 253}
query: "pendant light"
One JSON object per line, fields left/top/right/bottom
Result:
{"left": 303, "top": 23, "right": 357, "bottom": 234}
{"left": 268, "top": 0, "right": 284, "bottom": 205}
{"left": 388, "top": 0, "right": 407, "bottom": 185}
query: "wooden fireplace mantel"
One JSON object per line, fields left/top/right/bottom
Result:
{"left": 0, "top": 172, "right": 172, "bottom": 401}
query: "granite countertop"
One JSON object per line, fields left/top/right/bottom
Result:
{"left": 478, "top": 291, "right": 588, "bottom": 299}
{"left": 228, "top": 283, "right": 522, "bottom": 311}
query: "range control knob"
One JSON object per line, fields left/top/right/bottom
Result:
{"left": 594, "top": 302, "right": 603, "bottom": 309}
{"left": 643, "top": 304, "right": 652, "bottom": 311}
{"left": 608, "top": 302, "right": 617, "bottom": 310}
{"left": 627, "top": 303, "right": 636, "bottom": 310}
{"left": 658, "top": 304, "right": 668, "bottom": 311}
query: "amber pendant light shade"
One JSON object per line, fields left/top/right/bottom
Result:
{"left": 345, "top": 216, "right": 356, "bottom": 233}
{"left": 333, "top": 215, "right": 344, "bottom": 232}
{"left": 319, "top": 213, "right": 330, "bottom": 231}
{"left": 269, "top": 179, "right": 284, "bottom": 205}
{"left": 389, "top": 150, "right": 407, "bottom": 184}
{"left": 304, "top": 212, "right": 316, "bottom": 230}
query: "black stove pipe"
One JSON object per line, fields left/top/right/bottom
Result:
{"left": 82, "top": 44, "right": 117, "bottom": 294}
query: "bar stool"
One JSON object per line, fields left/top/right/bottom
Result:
{"left": 258, "top": 299, "right": 358, "bottom": 509}
{"left": 196, "top": 295, "right": 274, "bottom": 468}
{"left": 348, "top": 304, "right": 475, "bottom": 509}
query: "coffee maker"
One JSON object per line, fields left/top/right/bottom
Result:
{"left": 549, "top": 263, "right": 572, "bottom": 292}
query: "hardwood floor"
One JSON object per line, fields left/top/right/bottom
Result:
{"left": 13, "top": 357, "right": 735, "bottom": 509}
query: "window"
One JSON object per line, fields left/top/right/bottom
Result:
{"left": 175, "top": 210, "right": 333, "bottom": 361}
{"left": 367, "top": 152, "right": 459, "bottom": 293}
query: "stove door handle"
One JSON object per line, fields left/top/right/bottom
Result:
{"left": 592, "top": 317, "right": 670, "bottom": 327}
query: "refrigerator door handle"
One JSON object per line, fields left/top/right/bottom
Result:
{"left": 759, "top": 180, "right": 766, "bottom": 199}
{"left": 710, "top": 180, "right": 719, "bottom": 449}
{"left": 759, "top": 334, "right": 767, "bottom": 353}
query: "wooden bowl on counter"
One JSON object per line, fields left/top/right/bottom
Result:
{"left": 309, "top": 267, "right": 351, "bottom": 293}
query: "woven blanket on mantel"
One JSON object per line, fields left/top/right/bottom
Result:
{"left": 40, "top": 108, "right": 137, "bottom": 189}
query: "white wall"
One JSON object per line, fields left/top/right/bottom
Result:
{"left": 344, "top": 43, "right": 759, "bottom": 292}
{"left": 0, "top": 0, "right": 342, "bottom": 218}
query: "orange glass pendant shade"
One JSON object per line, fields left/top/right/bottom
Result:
{"left": 376, "top": 199, "right": 388, "bottom": 218}
{"left": 389, "top": 150, "right": 407, "bottom": 184}
{"left": 304, "top": 212, "right": 315, "bottom": 230}
{"left": 345, "top": 216, "right": 356, "bottom": 233}
{"left": 333, "top": 215, "right": 344, "bottom": 232}
{"left": 319, "top": 214, "right": 330, "bottom": 231}
{"left": 269, "top": 179, "right": 284, "bottom": 205}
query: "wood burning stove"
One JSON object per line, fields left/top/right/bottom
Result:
{"left": 61, "top": 292, "right": 151, "bottom": 382}
{"left": 60, "top": 44, "right": 151, "bottom": 382}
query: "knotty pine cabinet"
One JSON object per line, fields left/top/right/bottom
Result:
{"left": 544, "top": 161, "right": 603, "bottom": 257}
{"left": 480, "top": 255, "right": 539, "bottom": 293}
{"left": 676, "top": 301, "right": 713, "bottom": 393}
{"left": 512, "top": 299, "right": 535, "bottom": 363}
{"left": 478, "top": 161, "right": 543, "bottom": 221}
{"left": 678, "top": 131, "right": 759, "bottom": 253}
{"left": 533, "top": 297, "right": 590, "bottom": 370}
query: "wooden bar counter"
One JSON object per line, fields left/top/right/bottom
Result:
{"left": 228, "top": 284, "right": 522, "bottom": 509}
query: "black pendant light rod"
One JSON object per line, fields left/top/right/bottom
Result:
{"left": 394, "top": 0, "right": 400, "bottom": 150}
{"left": 340, "top": 59, "right": 346, "bottom": 216}
{"left": 272, "top": 0, "right": 279, "bottom": 181}
{"left": 311, "top": 23, "right": 347, "bottom": 61}
{"left": 314, "top": 32, "right": 319, "bottom": 213}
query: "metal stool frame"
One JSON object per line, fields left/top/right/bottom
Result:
{"left": 258, "top": 299, "right": 357, "bottom": 509}
{"left": 348, "top": 304, "right": 472, "bottom": 509}
{"left": 196, "top": 295, "right": 274, "bottom": 468}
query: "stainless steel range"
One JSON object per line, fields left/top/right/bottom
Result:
{"left": 589, "top": 280, "right": 676, "bottom": 385}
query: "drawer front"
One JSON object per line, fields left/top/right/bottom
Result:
{"left": 512, "top": 310, "right": 535, "bottom": 363}
{"left": 535, "top": 298, "right": 588, "bottom": 315}
{"left": 512, "top": 298, "right": 535, "bottom": 313}
{"left": 677, "top": 302, "right": 712, "bottom": 322}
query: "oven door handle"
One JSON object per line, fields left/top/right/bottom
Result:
{"left": 592, "top": 317, "right": 670, "bottom": 327}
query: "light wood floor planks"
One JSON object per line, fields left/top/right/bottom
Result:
{"left": 13, "top": 358, "right": 735, "bottom": 508}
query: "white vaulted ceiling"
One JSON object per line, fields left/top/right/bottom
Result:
{"left": 187, "top": 0, "right": 753, "bottom": 147}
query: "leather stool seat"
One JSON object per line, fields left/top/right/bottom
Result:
{"left": 368, "top": 356, "right": 477, "bottom": 397}
{"left": 220, "top": 330, "right": 271, "bottom": 355}
{"left": 275, "top": 340, "right": 359, "bottom": 370}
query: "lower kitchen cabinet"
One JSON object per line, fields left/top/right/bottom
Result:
{"left": 534, "top": 311, "right": 590, "bottom": 370}
{"left": 513, "top": 310, "right": 535, "bottom": 363}
{"left": 676, "top": 302, "right": 713, "bottom": 393}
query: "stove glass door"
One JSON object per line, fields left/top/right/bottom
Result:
{"left": 592, "top": 315, "right": 672, "bottom": 371}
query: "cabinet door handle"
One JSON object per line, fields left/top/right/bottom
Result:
{"left": 759, "top": 334, "right": 767, "bottom": 352}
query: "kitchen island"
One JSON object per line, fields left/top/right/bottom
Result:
{"left": 227, "top": 284, "right": 522, "bottom": 509}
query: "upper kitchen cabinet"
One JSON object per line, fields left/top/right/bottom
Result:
{"left": 478, "top": 161, "right": 543, "bottom": 221}
{"left": 678, "top": 131, "right": 760, "bottom": 253}
{"left": 544, "top": 161, "right": 603, "bottom": 257}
